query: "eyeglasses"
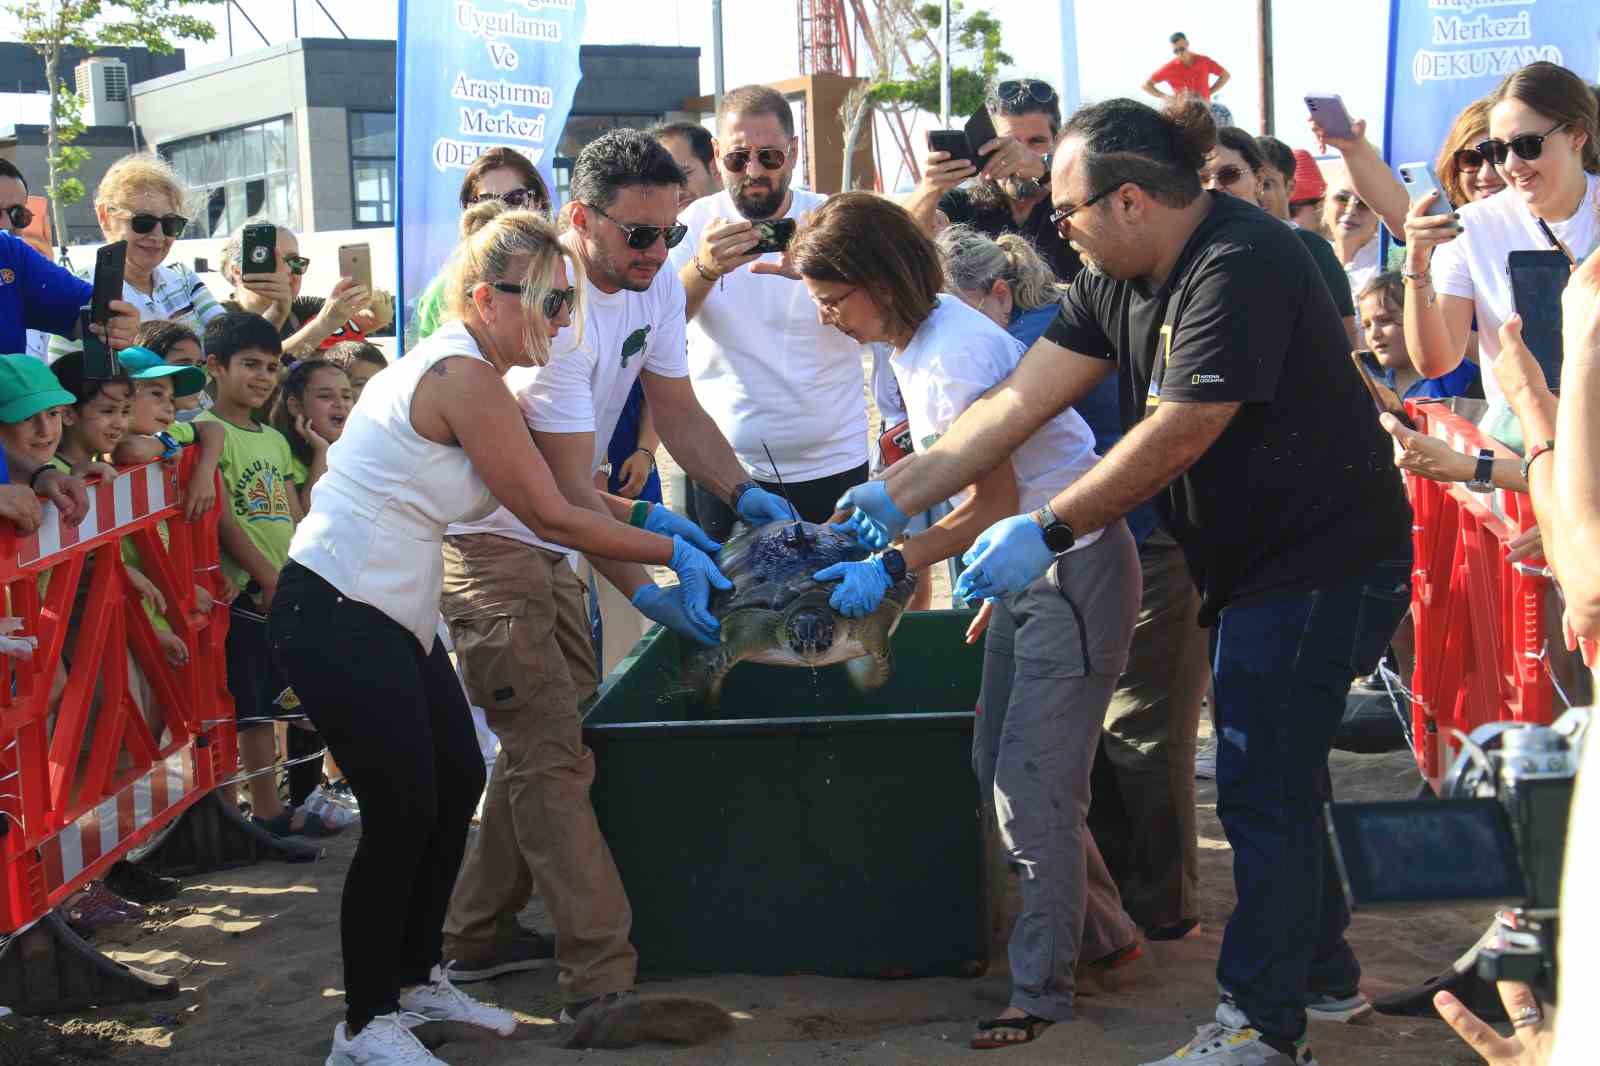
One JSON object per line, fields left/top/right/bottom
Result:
{"left": 721, "top": 146, "right": 788, "bottom": 173}
{"left": 470, "top": 187, "right": 548, "bottom": 213}
{"left": 1205, "top": 164, "right": 1246, "bottom": 187}
{"left": 1331, "top": 191, "right": 1371, "bottom": 212}
{"left": 1452, "top": 146, "right": 1487, "bottom": 171}
{"left": 2, "top": 203, "right": 34, "bottom": 230}
{"left": 491, "top": 281, "right": 577, "bottom": 320}
{"left": 285, "top": 255, "right": 311, "bottom": 276}
{"left": 117, "top": 211, "right": 188, "bottom": 237}
{"left": 1049, "top": 182, "right": 1125, "bottom": 239}
{"left": 995, "top": 79, "right": 1057, "bottom": 106}
{"left": 1475, "top": 123, "right": 1565, "bottom": 166}
{"left": 584, "top": 203, "right": 687, "bottom": 250}
{"left": 810, "top": 286, "right": 858, "bottom": 318}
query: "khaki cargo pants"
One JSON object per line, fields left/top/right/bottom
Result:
{"left": 439, "top": 533, "right": 637, "bottom": 1002}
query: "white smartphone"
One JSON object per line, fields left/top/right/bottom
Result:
{"left": 1396, "top": 161, "right": 1454, "bottom": 217}
{"left": 1304, "top": 94, "right": 1357, "bottom": 140}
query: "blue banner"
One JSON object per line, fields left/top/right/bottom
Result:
{"left": 1383, "top": 0, "right": 1600, "bottom": 169}
{"left": 396, "top": 0, "right": 588, "bottom": 350}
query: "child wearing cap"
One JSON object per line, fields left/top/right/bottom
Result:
{"left": 134, "top": 320, "right": 208, "bottom": 416}
{"left": 47, "top": 351, "right": 129, "bottom": 484}
{"left": 112, "top": 345, "right": 224, "bottom": 522}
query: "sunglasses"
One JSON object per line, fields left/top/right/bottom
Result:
{"left": 1475, "top": 123, "right": 1565, "bottom": 166}
{"left": 1452, "top": 146, "right": 1487, "bottom": 171}
{"left": 995, "top": 79, "right": 1057, "bottom": 106}
{"left": 1049, "top": 182, "right": 1124, "bottom": 239}
{"left": 721, "top": 147, "right": 788, "bottom": 173}
{"left": 471, "top": 187, "right": 547, "bottom": 212}
{"left": 2, "top": 203, "right": 34, "bottom": 230}
{"left": 120, "top": 211, "right": 189, "bottom": 237}
{"left": 491, "top": 281, "right": 576, "bottom": 320}
{"left": 585, "top": 203, "right": 687, "bottom": 250}
{"left": 285, "top": 255, "right": 311, "bottom": 276}
{"left": 1206, "top": 164, "right": 1246, "bottom": 187}
{"left": 1331, "top": 191, "right": 1371, "bottom": 212}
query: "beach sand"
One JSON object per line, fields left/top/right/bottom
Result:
{"left": 3, "top": 744, "right": 1495, "bottom": 1065}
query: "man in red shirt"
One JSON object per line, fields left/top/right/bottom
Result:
{"left": 1143, "top": 32, "right": 1229, "bottom": 101}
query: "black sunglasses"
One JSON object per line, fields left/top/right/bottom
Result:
{"left": 1049, "top": 182, "right": 1124, "bottom": 238}
{"left": 3, "top": 203, "right": 34, "bottom": 230}
{"left": 471, "top": 187, "right": 548, "bottom": 213}
{"left": 585, "top": 203, "right": 687, "bottom": 250}
{"left": 1475, "top": 123, "right": 1565, "bottom": 166}
{"left": 285, "top": 255, "right": 311, "bottom": 276}
{"left": 122, "top": 212, "right": 188, "bottom": 237}
{"left": 1452, "top": 146, "right": 1487, "bottom": 171}
{"left": 491, "top": 281, "right": 576, "bottom": 320}
{"left": 996, "top": 79, "right": 1057, "bottom": 106}
{"left": 721, "top": 147, "right": 788, "bottom": 173}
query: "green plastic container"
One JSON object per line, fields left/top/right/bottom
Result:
{"left": 582, "top": 609, "right": 986, "bottom": 978}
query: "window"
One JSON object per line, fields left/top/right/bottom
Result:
{"left": 349, "top": 111, "right": 396, "bottom": 228}
{"left": 160, "top": 116, "right": 299, "bottom": 238}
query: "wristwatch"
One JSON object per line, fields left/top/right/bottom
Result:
{"left": 729, "top": 479, "right": 759, "bottom": 509}
{"left": 1466, "top": 448, "right": 1495, "bottom": 493}
{"left": 879, "top": 548, "right": 907, "bottom": 583}
{"left": 1032, "top": 503, "right": 1076, "bottom": 554}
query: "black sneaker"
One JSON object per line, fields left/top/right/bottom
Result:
{"left": 446, "top": 930, "right": 555, "bottom": 983}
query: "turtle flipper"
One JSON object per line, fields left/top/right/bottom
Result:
{"left": 846, "top": 649, "right": 893, "bottom": 692}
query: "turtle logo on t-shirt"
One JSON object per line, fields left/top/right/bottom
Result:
{"left": 619, "top": 326, "right": 651, "bottom": 369}
{"left": 232, "top": 461, "right": 293, "bottom": 525}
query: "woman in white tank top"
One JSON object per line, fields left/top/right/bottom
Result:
{"left": 268, "top": 211, "right": 731, "bottom": 1066}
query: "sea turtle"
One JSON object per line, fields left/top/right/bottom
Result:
{"left": 683, "top": 519, "right": 918, "bottom": 707}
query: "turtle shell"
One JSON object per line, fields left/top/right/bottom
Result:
{"left": 711, "top": 520, "right": 867, "bottom": 615}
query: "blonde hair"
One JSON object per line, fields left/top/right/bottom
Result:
{"left": 95, "top": 152, "right": 189, "bottom": 216}
{"left": 936, "top": 225, "right": 1066, "bottom": 312}
{"left": 459, "top": 198, "right": 509, "bottom": 239}
{"left": 442, "top": 209, "right": 581, "bottom": 365}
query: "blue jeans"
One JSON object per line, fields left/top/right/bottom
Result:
{"left": 1210, "top": 557, "right": 1412, "bottom": 1043}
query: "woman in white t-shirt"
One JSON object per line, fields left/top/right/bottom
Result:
{"left": 1403, "top": 60, "right": 1600, "bottom": 451}
{"left": 787, "top": 193, "right": 1142, "bottom": 1050}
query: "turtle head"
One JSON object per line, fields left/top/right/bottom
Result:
{"left": 782, "top": 601, "right": 837, "bottom": 659}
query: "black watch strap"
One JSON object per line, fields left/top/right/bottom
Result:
{"left": 1468, "top": 449, "right": 1495, "bottom": 492}
{"left": 879, "top": 548, "right": 907, "bottom": 582}
{"left": 729, "top": 479, "right": 758, "bottom": 509}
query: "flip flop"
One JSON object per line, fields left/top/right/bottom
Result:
{"left": 970, "top": 1013, "right": 1052, "bottom": 1049}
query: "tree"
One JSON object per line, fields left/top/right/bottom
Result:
{"left": 839, "top": 0, "right": 1012, "bottom": 191}
{"left": 7, "top": 0, "right": 224, "bottom": 249}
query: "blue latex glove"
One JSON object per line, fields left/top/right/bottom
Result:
{"left": 668, "top": 534, "right": 734, "bottom": 633}
{"left": 735, "top": 484, "right": 795, "bottom": 526}
{"left": 834, "top": 481, "right": 909, "bottom": 549}
{"left": 642, "top": 503, "right": 720, "bottom": 554}
{"left": 813, "top": 557, "right": 893, "bottom": 618}
{"left": 632, "top": 583, "right": 720, "bottom": 647}
{"left": 955, "top": 514, "right": 1056, "bottom": 602}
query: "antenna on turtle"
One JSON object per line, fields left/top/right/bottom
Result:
{"left": 760, "top": 441, "right": 808, "bottom": 547}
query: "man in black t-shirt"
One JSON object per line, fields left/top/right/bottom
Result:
{"left": 902, "top": 79, "right": 1082, "bottom": 281}
{"left": 838, "top": 98, "right": 1411, "bottom": 1065}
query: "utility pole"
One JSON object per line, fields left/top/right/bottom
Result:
{"left": 939, "top": 0, "right": 951, "bottom": 125}
{"left": 712, "top": 0, "right": 725, "bottom": 110}
{"left": 1257, "top": 0, "right": 1274, "bottom": 134}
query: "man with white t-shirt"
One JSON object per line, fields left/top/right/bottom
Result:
{"left": 438, "top": 130, "right": 793, "bottom": 1013}
{"left": 670, "top": 83, "right": 870, "bottom": 539}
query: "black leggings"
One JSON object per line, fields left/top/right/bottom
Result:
{"left": 268, "top": 561, "right": 485, "bottom": 1033}
{"left": 687, "top": 462, "right": 869, "bottom": 542}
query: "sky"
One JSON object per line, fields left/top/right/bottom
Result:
{"left": 4, "top": 0, "right": 1395, "bottom": 184}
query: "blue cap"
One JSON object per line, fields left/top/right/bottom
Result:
{"left": 117, "top": 346, "right": 206, "bottom": 398}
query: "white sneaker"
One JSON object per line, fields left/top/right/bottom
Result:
{"left": 398, "top": 965, "right": 517, "bottom": 1037}
{"left": 326, "top": 1013, "right": 446, "bottom": 1065}
{"left": 1140, "top": 1002, "right": 1316, "bottom": 1065}
{"left": 305, "top": 786, "right": 361, "bottom": 830}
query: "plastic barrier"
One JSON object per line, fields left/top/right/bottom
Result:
{"left": 1403, "top": 400, "right": 1556, "bottom": 788}
{"left": 0, "top": 449, "right": 232, "bottom": 933}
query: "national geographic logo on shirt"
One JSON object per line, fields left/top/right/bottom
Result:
{"left": 1191, "top": 373, "right": 1225, "bottom": 385}
{"left": 620, "top": 326, "right": 650, "bottom": 368}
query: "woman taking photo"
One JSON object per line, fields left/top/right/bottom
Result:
{"left": 269, "top": 210, "right": 729, "bottom": 1066}
{"left": 1404, "top": 60, "right": 1599, "bottom": 451}
{"left": 788, "top": 194, "right": 1141, "bottom": 1049}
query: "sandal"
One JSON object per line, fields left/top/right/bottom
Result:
{"left": 970, "top": 1013, "right": 1052, "bottom": 1049}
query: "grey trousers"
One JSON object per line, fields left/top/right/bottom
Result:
{"left": 973, "top": 520, "right": 1142, "bottom": 1022}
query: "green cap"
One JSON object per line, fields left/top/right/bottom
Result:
{"left": 117, "top": 345, "right": 207, "bottom": 398}
{"left": 0, "top": 354, "right": 77, "bottom": 423}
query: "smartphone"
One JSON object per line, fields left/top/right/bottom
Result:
{"left": 751, "top": 218, "right": 796, "bottom": 254}
{"left": 241, "top": 221, "right": 277, "bottom": 275}
{"left": 1304, "top": 93, "right": 1357, "bottom": 140}
{"left": 927, "top": 129, "right": 976, "bottom": 166}
{"left": 338, "top": 242, "right": 373, "bottom": 291}
{"left": 963, "top": 107, "right": 1000, "bottom": 168}
{"left": 1350, "top": 350, "right": 1416, "bottom": 430}
{"left": 1397, "top": 162, "right": 1454, "bottom": 218}
{"left": 90, "top": 240, "right": 126, "bottom": 327}
{"left": 1507, "top": 249, "right": 1570, "bottom": 390}
{"left": 1325, "top": 800, "right": 1526, "bottom": 911}
{"left": 79, "top": 307, "right": 117, "bottom": 379}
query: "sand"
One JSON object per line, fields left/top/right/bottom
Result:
{"left": 1, "top": 744, "right": 1498, "bottom": 1065}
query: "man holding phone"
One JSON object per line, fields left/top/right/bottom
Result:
{"left": 903, "top": 79, "right": 1081, "bottom": 282}
{"left": 671, "top": 84, "right": 870, "bottom": 539}
{"left": 0, "top": 230, "right": 138, "bottom": 360}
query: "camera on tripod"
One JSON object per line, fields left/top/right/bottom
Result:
{"left": 1324, "top": 708, "right": 1589, "bottom": 993}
